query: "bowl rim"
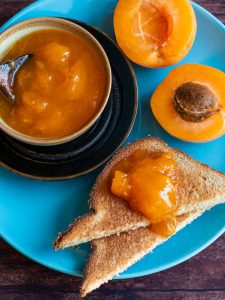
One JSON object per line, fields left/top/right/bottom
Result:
{"left": 0, "top": 17, "right": 112, "bottom": 146}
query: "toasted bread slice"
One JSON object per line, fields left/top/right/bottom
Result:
{"left": 81, "top": 210, "right": 204, "bottom": 297}
{"left": 54, "top": 138, "right": 225, "bottom": 249}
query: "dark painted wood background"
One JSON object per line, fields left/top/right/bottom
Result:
{"left": 0, "top": 1, "right": 225, "bottom": 299}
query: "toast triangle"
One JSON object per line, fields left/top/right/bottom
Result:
{"left": 54, "top": 138, "right": 225, "bottom": 249}
{"left": 81, "top": 210, "right": 204, "bottom": 297}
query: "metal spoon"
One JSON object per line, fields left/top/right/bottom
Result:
{"left": 0, "top": 54, "right": 32, "bottom": 104}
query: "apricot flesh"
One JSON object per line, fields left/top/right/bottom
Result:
{"left": 114, "top": 0, "right": 197, "bottom": 68}
{"left": 150, "top": 64, "right": 225, "bottom": 142}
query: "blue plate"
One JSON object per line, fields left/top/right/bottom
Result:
{"left": 0, "top": 0, "right": 225, "bottom": 279}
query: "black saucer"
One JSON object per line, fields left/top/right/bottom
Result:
{"left": 0, "top": 20, "right": 138, "bottom": 180}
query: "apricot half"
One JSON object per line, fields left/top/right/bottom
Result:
{"left": 150, "top": 64, "right": 225, "bottom": 142}
{"left": 114, "top": 0, "right": 197, "bottom": 68}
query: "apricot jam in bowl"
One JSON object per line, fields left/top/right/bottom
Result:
{"left": 0, "top": 18, "right": 112, "bottom": 145}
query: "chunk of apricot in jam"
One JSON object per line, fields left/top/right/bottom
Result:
{"left": 22, "top": 91, "right": 48, "bottom": 113}
{"left": 111, "top": 150, "right": 177, "bottom": 237}
{"left": 34, "top": 110, "right": 67, "bottom": 137}
{"left": 64, "top": 60, "right": 87, "bottom": 101}
{"left": 111, "top": 171, "right": 131, "bottom": 199}
{"left": 37, "top": 42, "right": 70, "bottom": 66}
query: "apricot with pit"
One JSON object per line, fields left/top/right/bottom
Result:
{"left": 150, "top": 64, "right": 225, "bottom": 142}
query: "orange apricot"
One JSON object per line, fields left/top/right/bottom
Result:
{"left": 114, "top": 0, "right": 197, "bottom": 68}
{"left": 150, "top": 64, "right": 225, "bottom": 142}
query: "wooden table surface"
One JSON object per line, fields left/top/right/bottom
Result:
{"left": 1, "top": 1, "right": 225, "bottom": 299}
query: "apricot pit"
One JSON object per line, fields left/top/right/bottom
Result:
{"left": 173, "top": 82, "right": 219, "bottom": 122}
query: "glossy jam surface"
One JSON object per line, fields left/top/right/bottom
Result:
{"left": 0, "top": 29, "right": 107, "bottom": 138}
{"left": 111, "top": 150, "right": 177, "bottom": 237}
{"left": 150, "top": 218, "right": 177, "bottom": 238}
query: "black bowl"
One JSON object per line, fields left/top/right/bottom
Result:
{"left": 0, "top": 19, "right": 138, "bottom": 180}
